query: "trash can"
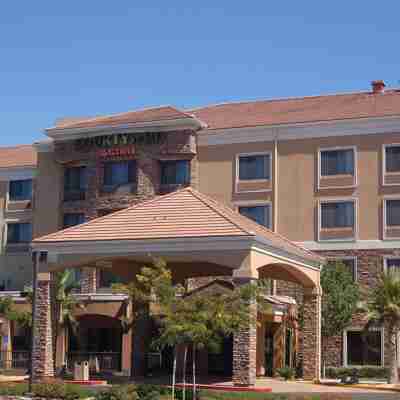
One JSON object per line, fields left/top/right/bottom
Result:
{"left": 74, "top": 361, "right": 89, "bottom": 381}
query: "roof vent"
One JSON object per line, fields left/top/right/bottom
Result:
{"left": 371, "top": 80, "right": 385, "bottom": 94}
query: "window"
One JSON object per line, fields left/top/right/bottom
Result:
{"left": 385, "top": 199, "right": 400, "bottom": 227}
{"left": 320, "top": 149, "right": 354, "bottom": 176}
{"left": 385, "top": 258, "right": 400, "bottom": 273}
{"left": 160, "top": 160, "right": 190, "bottom": 185}
{"left": 345, "top": 329, "right": 382, "bottom": 366}
{"left": 99, "top": 269, "right": 122, "bottom": 288}
{"left": 330, "top": 258, "right": 357, "bottom": 281}
{"left": 64, "top": 166, "right": 87, "bottom": 201}
{"left": 321, "top": 201, "right": 355, "bottom": 229}
{"left": 385, "top": 145, "right": 400, "bottom": 173}
{"left": 238, "top": 154, "right": 270, "bottom": 181}
{"left": 239, "top": 205, "right": 271, "bottom": 228}
{"left": 103, "top": 160, "right": 136, "bottom": 187}
{"left": 63, "top": 213, "right": 86, "bottom": 228}
{"left": 9, "top": 179, "right": 32, "bottom": 201}
{"left": 7, "top": 223, "right": 32, "bottom": 244}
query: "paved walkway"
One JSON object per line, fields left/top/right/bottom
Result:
{"left": 257, "top": 378, "right": 399, "bottom": 398}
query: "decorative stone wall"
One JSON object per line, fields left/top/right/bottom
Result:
{"left": 302, "top": 291, "right": 321, "bottom": 381}
{"left": 316, "top": 249, "right": 398, "bottom": 368}
{"left": 32, "top": 274, "right": 54, "bottom": 380}
{"left": 232, "top": 303, "right": 257, "bottom": 386}
{"left": 55, "top": 130, "right": 198, "bottom": 223}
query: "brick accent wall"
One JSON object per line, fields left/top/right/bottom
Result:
{"left": 32, "top": 277, "right": 54, "bottom": 380}
{"left": 55, "top": 130, "right": 197, "bottom": 223}
{"left": 232, "top": 303, "right": 257, "bottom": 386}
{"left": 302, "top": 292, "right": 321, "bottom": 381}
{"left": 314, "top": 248, "right": 399, "bottom": 369}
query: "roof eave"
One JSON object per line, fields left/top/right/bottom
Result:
{"left": 45, "top": 117, "right": 205, "bottom": 141}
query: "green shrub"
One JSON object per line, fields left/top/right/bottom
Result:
{"left": 135, "top": 384, "right": 169, "bottom": 400}
{"left": 325, "top": 366, "right": 389, "bottom": 380}
{"left": 95, "top": 385, "right": 138, "bottom": 400}
{"left": 32, "top": 383, "right": 67, "bottom": 399}
{"left": 276, "top": 366, "right": 295, "bottom": 381}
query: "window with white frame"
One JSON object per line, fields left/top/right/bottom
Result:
{"left": 238, "top": 204, "right": 271, "bottom": 228}
{"left": 344, "top": 329, "right": 383, "bottom": 366}
{"left": 385, "top": 145, "right": 400, "bottom": 173}
{"left": 385, "top": 199, "right": 400, "bottom": 227}
{"left": 7, "top": 223, "right": 32, "bottom": 244}
{"left": 9, "top": 179, "right": 32, "bottom": 201}
{"left": 320, "top": 148, "right": 355, "bottom": 176}
{"left": 321, "top": 201, "right": 355, "bottom": 229}
{"left": 238, "top": 154, "right": 270, "bottom": 181}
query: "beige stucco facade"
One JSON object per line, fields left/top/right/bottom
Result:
{"left": 198, "top": 131, "right": 400, "bottom": 243}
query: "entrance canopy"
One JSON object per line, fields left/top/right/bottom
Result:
{"left": 32, "top": 188, "right": 324, "bottom": 288}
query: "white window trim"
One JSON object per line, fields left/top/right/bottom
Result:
{"left": 383, "top": 196, "right": 400, "bottom": 240}
{"left": 382, "top": 143, "right": 400, "bottom": 186}
{"left": 6, "top": 179, "right": 34, "bottom": 211}
{"left": 317, "top": 146, "right": 357, "bottom": 190}
{"left": 328, "top": 256, "right": 358, "bottom": 281}
{"left": 234, "top": 200, "right": 273, "bottom": 230}
{"left": 318, "top": 198, "right": 358, "bottom": 242}
{"left": 343, "top": 327, "right": 384, "bottom": 367}
{"left": 5, "top": 220, "right": 32, "bottom": 246}
{"left": 235, "top": 152, "right": 272, "bottom": 193}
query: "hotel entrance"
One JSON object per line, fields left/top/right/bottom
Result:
{"left": 68, "top": 314, "right": 122, "bottom": 372}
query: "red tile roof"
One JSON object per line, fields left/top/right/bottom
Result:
{"left": 52, "top": 106, "right": 200, "bottom": 130}
{"left": 33, "top": 187, "right": 322, "bottom": 265}
{"left": 190, "top": 89, "right": 400, "bottom": 130}
{"left": 0, "top": 145, "right": 36, "bottom": 168}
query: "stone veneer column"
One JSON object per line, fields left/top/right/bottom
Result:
{"left": 302, "top": 287, "right": 322, "bottom": 382}
{"left": 31, "top": 252, "right": 54, "bottom": 381}
{"left": 81, "top": 267, "right": 97, "bottom": 293}
{"left": 232, "top": 278, "right": 257, "bottom": 386}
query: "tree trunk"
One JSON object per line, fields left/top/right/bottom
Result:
{"left": 388, "top": 326, "right": 399, "bottom": 384}
{"left": 192, "top": 345, "right": 196, "bottom": 400}
{"left": 182, "top": 345, "right": 188, "bottom": 400}
{"left": 172, "top": 346, "right": 177, "bottom": 400}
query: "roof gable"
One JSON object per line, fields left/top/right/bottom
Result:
{"left": 33, "top": 187, "right": 322, "bottom": 264}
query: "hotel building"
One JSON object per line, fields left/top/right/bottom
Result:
{"left": 0, "top": 80, "right": 399, "bottom": 383}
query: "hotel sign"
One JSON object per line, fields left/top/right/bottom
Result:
{"left": 75, "top": 132, "right": 165, "bottom": 151}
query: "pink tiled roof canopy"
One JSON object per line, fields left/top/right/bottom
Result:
{"left": 33, "top": 187, "right": 322, "bottom": 265}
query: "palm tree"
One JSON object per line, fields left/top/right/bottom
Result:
{"left": 366, "top": 269, "right": 400, "bottom": 384}
{"left": 53, "top": 269, "right": 84, "bottom": 371}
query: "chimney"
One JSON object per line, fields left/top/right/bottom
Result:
{"left": 371, "top": 80, "right": 385, "bottom": 94}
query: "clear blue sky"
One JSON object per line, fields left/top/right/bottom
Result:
{"left": 0, "top": 1, "right": 399, "bottom": 146}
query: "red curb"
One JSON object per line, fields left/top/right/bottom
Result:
{"left": 68, "top": 380, "right": 108, "bottom": 385}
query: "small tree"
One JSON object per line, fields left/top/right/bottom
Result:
{"left": 155, "top": 280, "right": 271, "bottom": 400}
{"left": 321, "top": 261, "right": 359, "bottom": 375}
{"left": 53, "top": 270, "right": 84, "bottom": 370}
{"left": 366, "top": 269, "right": 400, "bottom": 384}
{"left": 112, "top": 258, "right": 175, "bottom": 378}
